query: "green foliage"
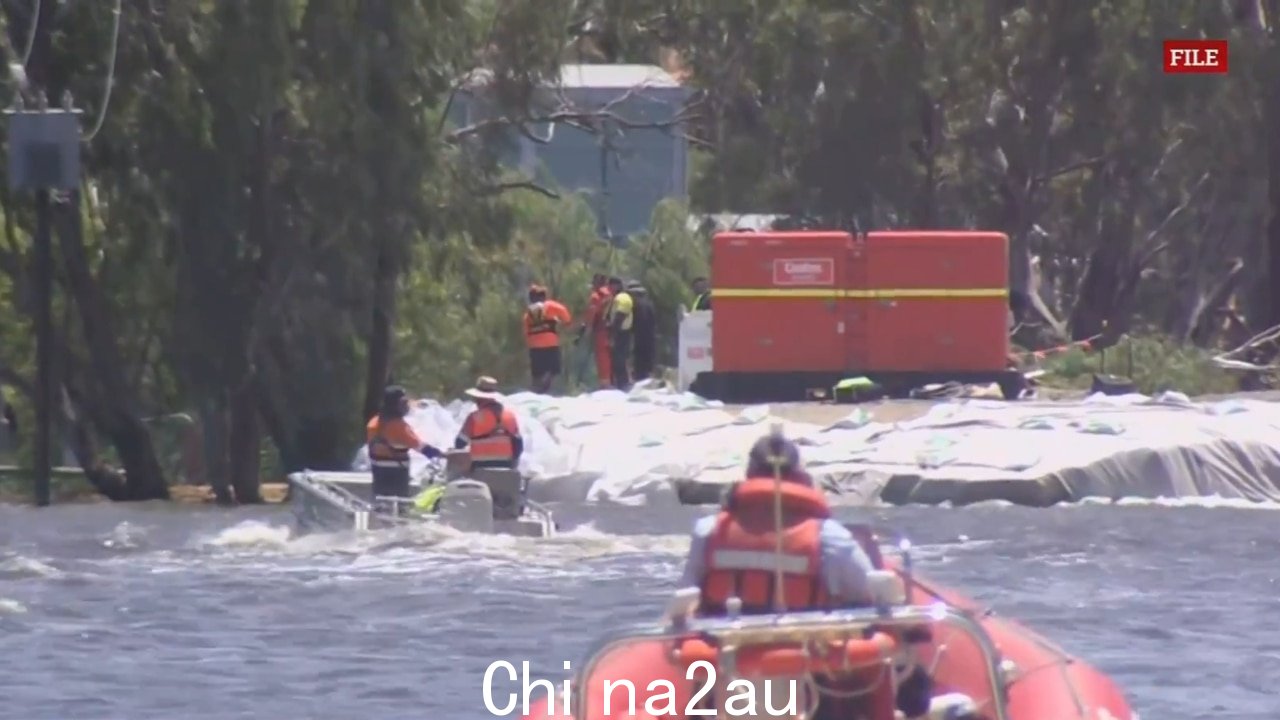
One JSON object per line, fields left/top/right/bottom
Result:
{"left": 1039, "top": 335, "right": 1239, "bottom": 397}
{"left": 393, "top": 195, "right": 708, "bottom": 397}
{"left": 0, "top": 0, "right": 1274, "bottom": 501}
{"left": 0, "top": 468, "right": 98, "bottom": 504}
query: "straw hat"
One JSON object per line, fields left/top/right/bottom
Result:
{"left": 464, "top": 375, "right": 503, "bottom": 402}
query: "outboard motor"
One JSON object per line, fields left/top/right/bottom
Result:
{"left": 436, "top": 480, "right": 495, "bottom": 533}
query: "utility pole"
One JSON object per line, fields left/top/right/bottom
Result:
{"left": 5, "top": 94, "right": 83, "bottom": 506}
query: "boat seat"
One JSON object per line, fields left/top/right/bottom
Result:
{"left": 471, "top": 467, "right": 523, "bottom": 520}
{"left": 444, "top": 449, "right": 471, "bottom": 482}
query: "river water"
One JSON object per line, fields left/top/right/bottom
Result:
{"left": 1, "top": 499, "right": 1277, "bottom": 720}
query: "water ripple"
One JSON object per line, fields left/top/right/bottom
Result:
{"left": 0, "top": 501, "right": 1276, "bottom": 719}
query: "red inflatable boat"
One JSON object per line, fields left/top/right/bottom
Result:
{"left": 519, "top": 526, "right": 1134, "bottom": 720}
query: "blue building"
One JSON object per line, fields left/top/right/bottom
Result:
{"left": 454, "top": 64, "right": 692, "bottom": 241}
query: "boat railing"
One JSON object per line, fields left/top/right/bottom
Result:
{"left": 522, "top": 498, "right": 556, "bottom": 535}
{"left": 297, "top": 471, "right": 372, "bottom": 513}
{"left": 370, "top": 495, "right": 420, "bottom": 523}
{"left": 573, "top": 602, "right": 1010, "bottom": 720}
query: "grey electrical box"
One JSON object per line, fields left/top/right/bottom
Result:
{"left": 5, "top": 109, "right": 83, "bottom": 191}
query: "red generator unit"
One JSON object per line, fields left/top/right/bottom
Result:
{"left": 690, "top": 230, "right": 1022, "bottom": 403}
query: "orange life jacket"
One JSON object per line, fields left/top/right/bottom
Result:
{"left": 366, "top": 416, "right": 418, "bottom": 470}
{"left": 525, "top": 299, "right": 571, "bottom": 349}
{"left": 464, "top": 406, "right": 520, "bottom": 464}
{"left": 700, "top": 478, "right": 832, "bottom": 614}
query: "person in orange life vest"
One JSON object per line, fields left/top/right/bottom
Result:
{"left": 680, "top": 432, "right": 936, "bottom": 720}
{"left": 525, "top": 284, "right": 572, "bottom": 394}
{"left": 574, "top": 273, "right": 613, "bottom": 388}
{"left": 453, "top": 376, "right": 523, "bottom": 471}
{"left": 678, "top": 432, "right": 875, "bottom": 613}
{"left": 366, "top": 385, "right": 444, "bottom": 500}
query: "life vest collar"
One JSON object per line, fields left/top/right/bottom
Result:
{"left": 727, "top": 477, "right": 830, "bottom": 518}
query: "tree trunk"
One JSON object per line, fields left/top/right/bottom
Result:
{"left": 362, "top": 247, "right": 397, "bottom": 420}
{"left": 201, "top": 399, "right": 234, "bottom": 505}
{"left": 59, "top": 385, "right": 132, "bottom": 501}
{"left": 228, "top": 382, "right": 262, "bottom": 503}
{"left": 1267, "top": 33, "right": 1280, "bottom": 327}
{"left": 55, "top": 192, "right": 169, "bottom": 500}
{"left": 1069, "top": 241, "right": 1126, "bottom": 341}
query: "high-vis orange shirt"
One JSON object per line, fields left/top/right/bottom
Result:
{"left": 461, "top": 406, "right": 521, "bottom": 463}
{"left": 524, "top": 299, "right": 572, "bottom": 349}
{"left": 366, "top": 416, "right": 424, "bottom": 470}
{"left": 586, "top": 287, "right": 613, "bottom": 337}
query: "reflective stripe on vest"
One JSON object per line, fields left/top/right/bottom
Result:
{"left": 698, "top": 481, "right": 831, "bottom": 614}
{"left": 368, "top": 434, "right": 410, "bottom": 468}
{"left": 468, "top": 409, "right": 517, "bottom": 462}
{"left": 526, "top": 313, "right": 557, "bottom": 337}
{"left": 710, "top": 548, "right": 812, "bottom": 575}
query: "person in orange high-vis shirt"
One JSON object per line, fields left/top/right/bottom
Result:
{"left": 574, "top": 273, "right": 613, "bottom": 388}
{"left": 524, "top": 284, "right": 572, "bottom": 394}
{"left": 366, "top": 385, "right": 444, "bottom": 504}
{"left": 454, "top": 376, "right": 523, "bottom": 471}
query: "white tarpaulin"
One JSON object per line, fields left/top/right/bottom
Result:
{"left": 351, "top": 385, "right": 1280, "bottom": 506}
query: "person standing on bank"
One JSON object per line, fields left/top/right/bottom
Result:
{"left": 574, "top": 273, "right": 614, "bottom": 389}
{"left": 605, "top": 276, "right": 634, "bottom": 390}
{"left": 628, "top": 280, "right": 657, "bottom": 382}
{"left": 366, "top": 385, "right": 445, "bottom": 504}
{"left": 689, "top": 276, "right": 712, "bottom": 311}
{"left": 524, "top": 284, "right": 572, "bottom": 394}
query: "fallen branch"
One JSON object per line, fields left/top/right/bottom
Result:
{"left": 1212, "top": 322, "right": 1280, "bottom": 371}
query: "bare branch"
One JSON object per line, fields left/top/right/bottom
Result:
{"left": 1034, "top": 154, "right": 1108, "bottom": 184}
{"left": 447, "top": 81, "right": 701, "bottom": 143}
{"left": 475, "top": 180, "right": 560, "bottom": 199}
{"left": 1139, "top": 171, "right": 1210, "bottom": 252}
{"left": 1187, "top": 257, "right": 1246, "bottom": 346}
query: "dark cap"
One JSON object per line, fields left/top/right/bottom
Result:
{"left": 746, "top": 430, "right": 804, "bottom": 480}
{"left": 381, "top": 385, "right": 409, "bottom": 416}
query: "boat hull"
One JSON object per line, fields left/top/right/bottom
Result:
{"left": 518, "top": 532, "right": 1133, "bottom": 720}
{"left": 287, "top": 470, "right": 555, "bottom": 538}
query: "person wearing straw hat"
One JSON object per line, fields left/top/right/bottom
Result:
{"left": 453, "top": 376, "right": 523, "bottom": 471}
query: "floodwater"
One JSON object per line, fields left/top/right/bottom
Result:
{"left": 1, "top": 499, "right": 1277, "bottom": 720}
